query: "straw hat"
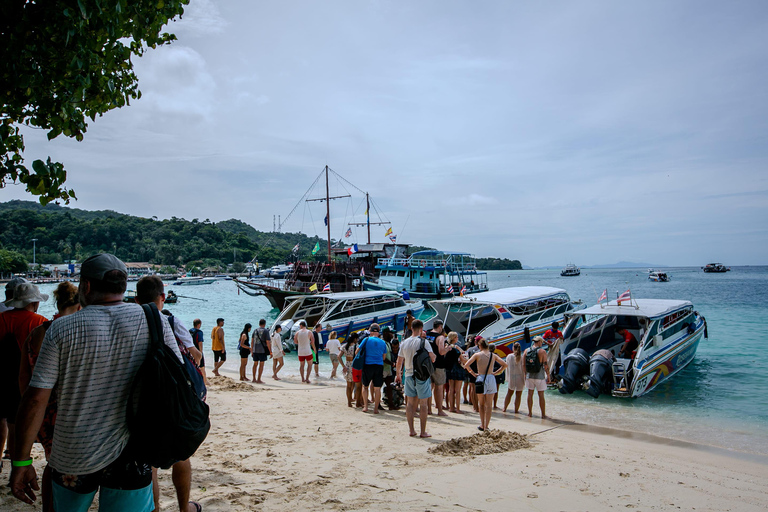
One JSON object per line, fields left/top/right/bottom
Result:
{"left": 4, "top": 282, "right": 49, "bottom": 308}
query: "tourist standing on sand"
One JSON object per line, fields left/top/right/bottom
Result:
{"left": 381, "top": 327, "right": 398, "bottom": 410}
{"left": 18, "top": 281, "right": 79, "bottom": 512}
{"left": 189, "top": 319, "right": 208, "bottom": 385}
{"left": 543, "top": 321, "right": 564, "bottom": 381}
{"left": 251, "top": 319, "right": 270, "bottom": 383}
{"left": 312, "top": 324, "right": 324, "bottom": 378}
{"left": 325, "top": 330, "right": 342, "bottom": 379}
{"left": 403, "top": 309, "right": 415, "bottom": 338}
{"left": 396, "top": 320, "right": 436, "bottom": 438}
{"left": 340, "top": 332, "right": 361, "bottom": 407}
{"left": 1, "top": 280, "right": 48, "bottom": 471}
{"left": 212, "top": 318, "right": 226, "bottom": 376}
{"left": 294, "top": 321, "right": 315, "bottom": 383}
{"left": 445, "top": 332, "right": 467, "bottom": 414}
{"left": 135, "top": 274, "right": 203, "bottom": 512}
{"left": 464, "top": 338, "right": 507, "bottom": 431}
{"left": 270, "top": 325, "right": 284, "bottom": 380}
{"left": 10, "top": 254, "right": 185, "bottom": 510}
{"left": 357, "top": 323, "right": 386, "bottom": 414}
{"left": 237, "top": 323, "right": 252, "bottom": 381}
{"left": 524, "top": 335, "right": 549, "bottom": 418}
{"left": 465, "top": 338, "right": 480, "bottom": 412}
{"left": 503, "top": 342, "right": 525, "bottom": 414}
{"left": 426, "top": 320, "right": 449, "bottom": 416}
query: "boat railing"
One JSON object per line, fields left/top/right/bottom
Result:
{"left": 376, "top": 257, "right": 480, "bottom": 272}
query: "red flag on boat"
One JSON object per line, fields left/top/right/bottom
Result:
{"left": 598, "top": 289, "right": 607, "bottom": 302}
{"left": 617, "top": 289, "right": 631, "bottom": 305}
{"left": 323, "top": 283, "right": 331, "bottom": 292}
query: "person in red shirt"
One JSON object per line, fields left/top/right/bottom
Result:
{"left": 617, "top": 328, "right": 639, "bottom": 358}
{"left": 0, "top": 282, "right": 48, "bottom": 464}
{"left": 543, "top": 321, "right": 564, "bottom": 381}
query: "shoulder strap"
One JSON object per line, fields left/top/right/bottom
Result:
{"left": 141, "top": 303, "right": 163, "bottom": 349}
{"left": 484, "top": 351, "right": 493, "bottom": 377}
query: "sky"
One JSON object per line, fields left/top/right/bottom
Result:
{"left": 4, "top": 1, "right": 768, "bottom": 266}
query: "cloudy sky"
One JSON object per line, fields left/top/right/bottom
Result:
{"left": 6, "top": 1, "right": 768, "bottom": 266}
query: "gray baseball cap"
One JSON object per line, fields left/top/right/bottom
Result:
{"left": 80, "top": 253, "right": 128, "bottom": 282}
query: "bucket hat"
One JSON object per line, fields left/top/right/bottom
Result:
{"left": 4, "top": 282, "right": 49, "bottom": 308}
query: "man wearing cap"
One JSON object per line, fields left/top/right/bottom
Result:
{"left": 524, "top": 336, "right": 549, "bottom": 419}
{"left": 9, "top": 254, "right": 184, "bottom": 511}
{"left": 0, "top": 279, "right": 48, "bottom": 470}
{"left": 356, "top": 323, "right": 387, "bottom": 413}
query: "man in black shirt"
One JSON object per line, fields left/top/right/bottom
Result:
{"left": 426, "top": 320, "right": 450, "bottom": 416}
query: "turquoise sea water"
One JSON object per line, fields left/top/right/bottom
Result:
{"left": 33, "top": 266, "right": 768, "bottom": 455}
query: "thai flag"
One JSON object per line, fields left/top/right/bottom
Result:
{"left": 598, "top": 289, "right": 607, "bottom": 302}
{"left": 460, "top": 285, "right": 467, "bottom": 296}
{"left": 389, "top": 235, "right": 397, "bottom": 243}
{"left": 323, "top": 283, "right": 331, "bottom": 292}
{"left": 447, "top": 284, "right": 454, "bottom": 294}
{"left": 618, "top": 289, "right": 631, "bottom": 304}
{"left": 345, "top": 228, "right": 352, "bottom": 238}
{"left": 292, "top": 243, "right": 300, "bottom": 253}
{"left": 347, "top": 244, "right": 358, "bottom": 256}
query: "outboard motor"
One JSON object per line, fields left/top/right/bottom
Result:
{"left": 558, "top": 348, "right": 590, "bottom": 394}
{"left": 585, "top": 349, "right": 615, "bottom": 398}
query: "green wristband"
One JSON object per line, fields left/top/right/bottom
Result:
{"left": 11, "top": 458, "right": 33, "bottom": 467}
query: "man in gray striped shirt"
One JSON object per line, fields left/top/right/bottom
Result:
{"left": 10, "top": 254, "right": 182, "bottom": 512}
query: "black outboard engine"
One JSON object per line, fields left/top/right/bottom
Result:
{"left": 585, "top": 349, "right": 615, "bottom": 398}
{"left": 558, "top": 348, "right": 590, "bottom": 394}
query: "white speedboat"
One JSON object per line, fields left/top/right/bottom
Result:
{"left": 557, "top": 299, "right": 707, "bottom": 398}
{"left": 271, "top": 290, "right": 424, "bottom": 344}
{"left": 648, "top": 271, "right": 670, "bottom": 282}
{"left": 560, "top": 264, "right": 580, "bottom": 277}
{"left": 173, "top": 276, "right": 217, "bottom": 286}
{"left": 263, "top": 264, "right": 294, "bottom": 278}
{"left": 423, "top": 286, "right": 585, "bottom": 355}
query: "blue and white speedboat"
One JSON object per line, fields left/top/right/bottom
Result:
{"left": 363, "top": 250, "right": 488, "bottom": 299}
{"left": 423, "top": 286, "right": 585, "bottom": 355}
{"left": 557, "top": 299, "right": 707, "bottom": 398}
{"left": 271, "top": 290, "right": 423, "bottom": 344}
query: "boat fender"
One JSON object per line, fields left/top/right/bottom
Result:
{"left": 420, "top": 259, "right": 427, "bottom": 267}
{"left": 440, "top": 260, "right": 446, "bottom": 266}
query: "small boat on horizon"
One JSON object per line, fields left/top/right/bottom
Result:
{"left": 648, "top": 270, "right": 670, "bottom": 282}
{"left": 556, "top": 299, "right": 707, "bottom": 398}
{"left": 173, "top": 276, "right": 217, "bottom": 286}
{"left": 702, "top": 263, "right": 730, "bottom": 273}
{"left": 560, "top": 263, "right": 581, "bottom": 277}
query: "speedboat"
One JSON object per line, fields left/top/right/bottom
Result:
{"left": 557, "top": 299, "right": 707, "bottom": 398}
{"left": 173, "top": 276, "right": 217, "bottom": 286}
{"left": 363, "top": 250, "right": 488, "bottom": 299}
{"left": 560, "top": 264, "right": 580, "bottom": 277}
{"left": 423, "top": 286, "right": 585, "bottom": 355}
{"left": 648, "top": 271, "right": 670, "bottom": 282}
{"left": 263, "top": 264, "right": 294, "bottom": 278}
{"left": 702, "top": 263, "right": 730, "bottom": 273}
{"left": 271, "top": 290, "right": 424, "bottom": 343}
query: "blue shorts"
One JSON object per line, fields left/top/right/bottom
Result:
{"left": 404, "top": 375, "right": 432, "bottom": 399}
{"left": 53, "top": 482, "right": 153, "bottom": 512}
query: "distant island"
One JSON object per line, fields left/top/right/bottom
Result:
{"left": 0, "top": 200, "right": 524, "bottom": 273}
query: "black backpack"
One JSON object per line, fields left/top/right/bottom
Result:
{"left": 525, "top": 346, "right": 543, "bottom": 373}
{"left": 126, "top": 303, "right": 211, "bottom": 469}
{"left": 412, "top": 337, "right": 435, "bottom": 381}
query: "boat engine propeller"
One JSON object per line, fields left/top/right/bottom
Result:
{"left": 558, "top": 348, "right": 590, "bottom": 394}
{"left": 584, "top": 349, "right": 615, "bottom": 398}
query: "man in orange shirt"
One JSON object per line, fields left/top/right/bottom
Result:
{"left": 0, "top": 281, "right": 48, "bottom": 461}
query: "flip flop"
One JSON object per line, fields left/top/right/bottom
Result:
{"left": 190, "top": 502, "right": 202, "bottom": 512}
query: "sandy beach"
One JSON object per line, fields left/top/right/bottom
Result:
{"left": 2, "top": 368, "right": 767, "bottom": 511}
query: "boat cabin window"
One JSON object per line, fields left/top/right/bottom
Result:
{"left": 397, "top": 271, "right": 406, "bottom": 277}
{"left": 658, "top": 309, "right": 694, "bottom": 340}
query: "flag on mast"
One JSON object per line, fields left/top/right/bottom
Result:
{"left": 447, "top": 284, "right": 454, "bottom": 294}
{"left": 384, "top": 227, "right": 393, "bottom": 237}
{"left": 322, "top": 283, "right": 331, "bottom": 292}
{"left": 598, "top": 289, "right": 607, "bottom": 303}
{"left": 460, "top": 285, "right": 467, "bottom": 296}
{"left": 309, "top": 283, "right": 318, "bottom": 292}
{"left": 292, "top": 243, "right": 300, "bottom": 253}
{"left": 324, "top": 215, "right": 328, "bottom": 226}
{"left": 344, "top": 228, "right": 352, "bottom": 238}
{"left": 311, "top": 242, "right": 320, "bottom": 255}
{"left": 617, "top": 289, "right": 631, "bottom": 305}
{"left": 388, "top": 235, "right": 397, "bottom": 243}
{"left": 347, "top": 244, "right": 359, "bottom": 256}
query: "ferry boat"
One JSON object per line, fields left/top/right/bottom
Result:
{"left": 173, "top": 276, "right": 217, "bottom": 286}
{"left": 556, "top": 299, "right": 707, "bottom": 399}
{"left": 702, "top": 263, "right": 730, "bottom": 273}
{"left": 363, "top": 250, "right": 488, "bottom": 299}
{"left": 560, "top": 264, "right": 580, "bottom": 277}
{"left": 648, "top": 271, "right": 670, "bottom": 282}
{"left": 423, "top": 286, "right": 584, "bottom": 355}
{"left": 271, "top": 290, "right": 424, "bottom": 344}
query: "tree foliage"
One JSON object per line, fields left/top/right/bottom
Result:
{"left": 475, "top": 257, "right": 523, "bottom": 270}
{"left": 0, "top": 248, "right": 29, "bottom": 276}
{"left": 0, "top": 0, "right": 189, "bottom": 204}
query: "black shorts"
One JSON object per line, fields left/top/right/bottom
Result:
{"left": 239, "top": 347, "right": 251, "bottom": 359}
{"left": 198, "top": 353, "right": 205, "bottom": 368}
{"left": 362, "top": 364, "right": 384, "bottom": 388}
{"left": 51, "top": 446, "right": 152, "bottom": 493}
{"left": 252, "top": 352, "right": 268, "bottom": 362}
{"left": 213, "top": 350, "right": 226, "bottom": 363}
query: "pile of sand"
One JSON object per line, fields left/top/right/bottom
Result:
{"left": 207, "top": 376, "right": 259, "bottom": 392}
{"left": 429, "top": 429, "right": 531, "bottom": 457}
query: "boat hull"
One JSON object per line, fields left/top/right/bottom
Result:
{"left": 629, "top": 322, "right": 704, "bottom": 397}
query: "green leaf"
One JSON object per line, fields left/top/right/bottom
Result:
{"left": 32, "top": 159, "right": 49, "bottom": 176}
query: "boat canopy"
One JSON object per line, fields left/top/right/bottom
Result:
{"left": 575, "top": 299, "right": 693, "bottom": 319}
{"left": 430, "top": 286, "right": 567, "bottom": 306}
{"left": 410, "top": 250, "right": 473, "bottom": 257}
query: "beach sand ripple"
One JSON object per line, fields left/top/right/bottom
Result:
{"left": 207, "top": 375, "right": 262, "bottom": 392}
{"left": 429, "top": 429, "right": 531, "bottom": 457}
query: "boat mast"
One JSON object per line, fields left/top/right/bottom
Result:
{"left": 326, "top": 165, "right": 332, "bottom": 263}
{"left": 348, "top": 190, "right": 390, "bottom": 245}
